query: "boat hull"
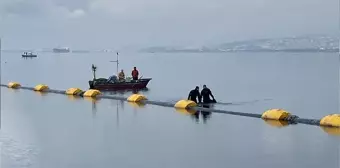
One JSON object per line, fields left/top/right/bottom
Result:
{"left": 89, "top": 78, "right": 152, "bottom": 91}
{"left": 22, "top": 55, "right": 37, "bottom": 57}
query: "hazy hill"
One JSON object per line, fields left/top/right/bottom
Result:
{"left": 140, "top": 35, "right": 339, "bottom": 53}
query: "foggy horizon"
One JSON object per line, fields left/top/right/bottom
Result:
{"left": 0, "top": 0, "right": 338, "bottom": 50}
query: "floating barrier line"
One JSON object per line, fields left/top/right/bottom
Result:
{"left": 1, "top": 83, "right": 339, "bottom": 129}
{"left": 1, "top": 84, "right": 262, "bottom": 117}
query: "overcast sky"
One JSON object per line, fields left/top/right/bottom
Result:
{"left": 0, "top": 0, "right": 338, "bottom": 49}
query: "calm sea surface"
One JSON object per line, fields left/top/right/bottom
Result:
{"left": 0, "top": 52, "right": 339, "bottom": 168}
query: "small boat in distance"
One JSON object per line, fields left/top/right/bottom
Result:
{"left": 53, "top": 47, "right": 70, "bottom": 53}
{"left": 22, "top": 52, "right": 37, "bottom": 57}
{"left": 88, "top": 52, "right": 152, "bottom": 91}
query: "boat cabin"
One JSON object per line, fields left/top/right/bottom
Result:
{"left": 23, "top": 52, "right": 32, "bottom": 55}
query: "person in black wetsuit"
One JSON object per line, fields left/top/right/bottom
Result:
{"left": 201, "top": 85, "right": 216, "bottom": 104}
{"left": 188, "top": 86, "right": 201, "bottom": 103}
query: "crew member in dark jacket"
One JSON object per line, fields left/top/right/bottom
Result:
{"left": 201, "top": 85, "right": 216, "bottom": 104}
{"left": 131, "top": 67, "right": 139, "bottom": 80}
{"left": 188, "top": 86, "right": 201, "bottom": 103}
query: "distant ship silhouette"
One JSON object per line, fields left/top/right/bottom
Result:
{"left": 53, "top": 47, "right": 70, "bottom": 53}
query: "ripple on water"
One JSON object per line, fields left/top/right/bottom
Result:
{"left": 0, "top": 131, "right": 39, "bottom": 168}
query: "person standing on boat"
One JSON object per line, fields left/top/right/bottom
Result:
{"left": 118, "top": 69, "right": 125, "bottom": 82}
{"left": 201, "top": 85, "right": 216, "bottom": 104}
{"left": 131, "top": 67, "right": 139, "bottom": 80}
{"left": 188, "top": 86, "right": 201, "bottom": 103}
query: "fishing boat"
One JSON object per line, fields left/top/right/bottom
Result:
{"left": 22, "top": 52, "right": 37, "bottom": 57}
{"left": 88, "top": 52, "right": 152, "bottom": 91}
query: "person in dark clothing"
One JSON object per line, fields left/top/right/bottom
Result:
{"left": 188, "top": 86, "right": 201, "bottom": 103}
{"left": 131, "top": 67, "right": 139, "bottom": 80}
{"left": 201, "top": 85, "right": 216, "bottom": 104}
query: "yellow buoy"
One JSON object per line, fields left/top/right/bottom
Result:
{"left": 34, "top": 84, "right": 49, "bottom": 92}
{"left": 83, "top": 89, "right": 101, "bottom": 97}
{"left": 8, "top": 82, "right": 21, "bottom": 89}
{"left": 320, "top": 114, "right": 340, "bottom": 127}
{"left": 66, "top": 88, "right": 83, "bottom": 95}
{"left": 127, "top": 94, "right": 147, "bottom": 102}
{"left": 261, "top": 109, "right": 291, "bottom": 120}
{"left": 174, "top": 100, "right": 197, "bottom": 109}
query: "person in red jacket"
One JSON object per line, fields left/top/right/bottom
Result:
{"left": 131, "top": 67, "right": 139, "bottom": 80}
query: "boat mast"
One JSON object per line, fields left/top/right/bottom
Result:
{"left": 91, "top": 64, "right": 97, "bottom": 80}
{"left": 0, "top": 38, "right": 2, "bottom": 130}
{"left": 110, "top": 52, "right": 119, "bottom": 74}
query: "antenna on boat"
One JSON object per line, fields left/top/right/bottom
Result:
{"left": 110, "top": 52, "right": 119, "bottom": 75}
{"left": 91, "top": 64, "right": 97, "bottom": 80}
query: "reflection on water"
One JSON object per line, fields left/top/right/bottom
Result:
{"left": 128, "top": 102, "right": 146, "bottom": 108}
{"left": 320, "top": 126, "right": 340, "bottom": 136}
{"left": 263, "top": 119, "right": 290, "bottom": 128}
{"left": 89, "top": 98, "right": 126, "bottom": 127}
{"left": 119, "top": 99, "right": 125, "bottom": 110}
{"left": 7, "top": 88, "right": 20, "bottom": 93}
{"left": 67, "top": 95, "right": 82, "bottom": 101}
{"left": 84, "top": 96, "right": 98, "bottom": 103}
{"left": 132, "top": 88, "right": 150, "bottom": 94}
{"left": 188, "top": 110, "right": 212, "bottom": 124}
{"left": 21, "top": 57, "right": 36, "bottom": 60}
{"left": 197, "top": 105, "right": 213, "bottom": 124}
{"left": 176, "top": 105, "right": 213, "bottom": 124}
{"left": 83, "top": 97, "right": 100, "bottom": 118}
{"left": 34, "top": 91, "right": 48, "bottom": 96}
{"left": 175, "top": 108, "right": 197, "bottom": 115}
{"left": 101, "top": 87, "right": 150, "bottom": 96}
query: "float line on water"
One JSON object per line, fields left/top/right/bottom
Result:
{"left": 1, "top": 83, "right": 339, "bottom": 129}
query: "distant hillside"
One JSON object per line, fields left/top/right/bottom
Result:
{"left": 140, "top": 35, "right": 339, "bottom": 53}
